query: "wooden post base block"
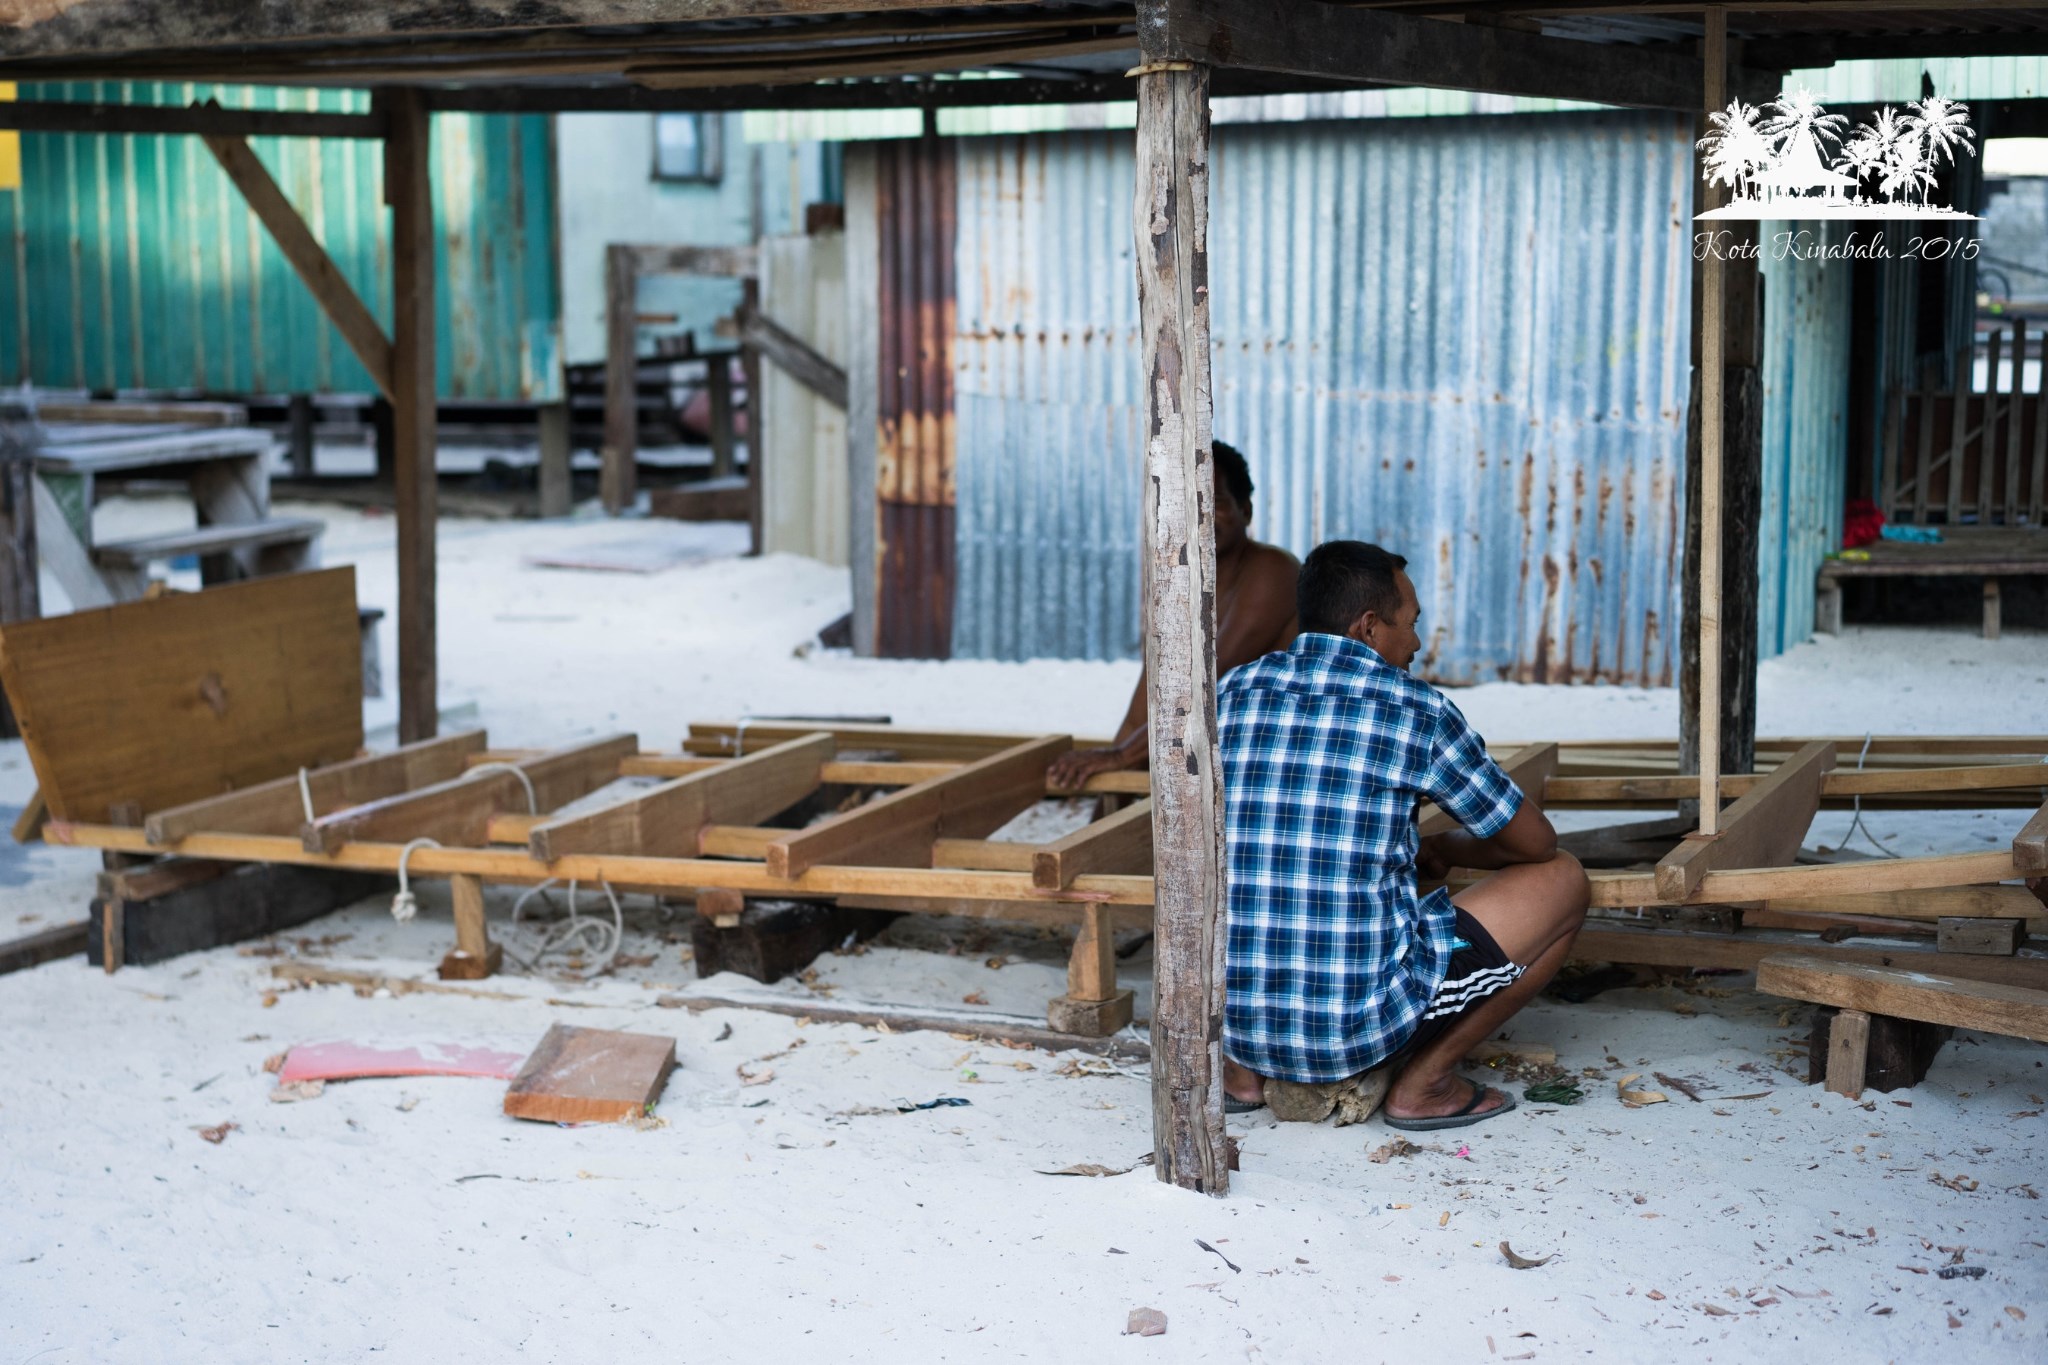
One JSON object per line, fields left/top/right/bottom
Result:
{"left": 438, "top": 942, "right": 504, "bottom": 981}
{"left": 696, "top": 887, "right": 745, "bottom": 929}
{"left": 1807, "top": 1005, "right": 1951, "bottom": 1097}
{"left": 1937, "top": 916, "right": 2024, "bottom": 957}
{"left": 503, "top": 1023, "right": 677, "bottom": 1125}
{"left": 1046, "top": 989, "right": 1135, "bottom": 1037}
{"left": 689, "top": 899, "right": 896, "bottom": 985}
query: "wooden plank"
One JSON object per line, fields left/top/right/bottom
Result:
{"left": 145, "top": 731, "right": 486, "bottom": 845}
{"left": 1573, "top": 924, "right": 2048, "bottom": 993}
{"left": 1937, "top": 917, "right": 2024, "bottom": 956}
{"left": 1877, "top": 386, "right": 1903, "bottom": 521}
{"left": 502, "top": 1024, "right": 676, "bottom": 1125}
{"left": 1757, "top": 952, "right": 2048, "bottom": 1045}
{"left": 93, "top": 516, "right": 322, "bottom": 567}
{"left": 12, "top": 788, "right": 48, "bottom": 844}
{"left": 1695, "top": 10, "right": 1728, "bottom": 834}
{"left": 1419, "top": 743, "right": 1559, "bottom": 838}
{"left": 1982, "top": 328, "right": 2004, "bottom": 525}
{"left": 1655, "top": 740, "right": 1834, "bottom": 901}
{"left": 1152, "top": 0, "right": 1765, "bottom": 111}
{"left": 1686, "top": 850, "right": 2020, "bottom": 905}
{"left": 764, "top": 735, "right": 1070, "bottom": 878}
{"left": 1033, "top": 798, "right": 1153, "bottom": 890}
{"left": 528, "top": 732, "right": 832, "bottom": 862}
{"left": 381, "top": 88, "right": 438, "bottom": 744}
{"left": 1825, "top": 1008, "right": 1871, "bottom": 1099}
{"left": 29, "top": 473, "right": 115, "bottom": 609}
{"left": 1134, "top": 60, "right": 1226, "bottom": 1197}
{"left": 628, "top": 243, "right": 759, "bottom": 278}
{"left": 1946, "top": 352, "right": 1970, "bottom": 525}
{"left": 1768, "top": 884, "right": 2044, "bottom": 924}
{"left": 537, "top": 402, "right": 572, "bottom": 519}
{"left": 739, "top": 305, "right": 849, "bottom": 409}
{"left": 0, "top": 568, "right": 362, "bottom": 823}
{"left": 0, "top": 101, "right": 385, "bottom": 139}
{"left": 92, "top": 863, "right": 381, "bottom": 969}
{"left": 1912, "top": 389, "right": 1935, "bottom": 522}
{"left": 198, "top": 119, "right": 394, "bottom": 399}
{"left": 305, "top": 734, "right": 635, "bottom": 853}
{"left": 706, "top": 353, "right": 736, "bottom": 481}
{"left": 1544, "top": 763, "right": 2048, "bottom": 805}
{"left": 601, "top": 243, "right": 637, "bottom": 516}
{"left": 0, "top": 921, "right": 87, "bottom": 976}
{"left": 2017, "top": 796, "right": 2048, "bottom": 873}
{"left": 660, "top": 990, "right": 1149, "bottom": 1062}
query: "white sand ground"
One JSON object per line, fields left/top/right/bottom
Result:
{"left": 2, "top": 497, "right": 2045, "bottom": 1363}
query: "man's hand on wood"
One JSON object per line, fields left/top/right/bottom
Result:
{"left": 1048, "top": 746, "right": 1130, "bottom": 794}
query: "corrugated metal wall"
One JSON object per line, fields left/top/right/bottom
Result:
{"left": 0, "top": 82, "right": 561, "bottom": 401}
{"left": 953, "top": 113, "right": 1699, "bottom": 684}
{"left": 1756, "top": 221, "right": 1853, "bottom": 658}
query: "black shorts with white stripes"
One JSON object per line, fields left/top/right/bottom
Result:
{"left": 1392, "top": 907, "right": 1525, "bottom": 1059}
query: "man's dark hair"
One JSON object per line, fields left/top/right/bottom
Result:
{"left": 1297, "top": 540, "right": 1410, "bottom": 635}
{"left": 1213, "top": 440, "right": 1254, "bottom": 508}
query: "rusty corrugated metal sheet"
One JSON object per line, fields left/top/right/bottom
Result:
{"left": 0, "top": 81, "right": 561, "bottom": 400}
{"left": 952, "top": 113, "right": 1699, "bottom": 685}
{"left": 873, "top": 136, "right": 956, "bottom": 659}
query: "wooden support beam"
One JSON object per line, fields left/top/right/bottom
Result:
{"left": 0, "top": 405, "right": 38, "bottom": 741}
{"left": 1544, "top": 763, "right": 2048, "bottom": 805}
{"left": 628, "top": 244, "right": 759, "bottom": 278}
{"left": 1134, "top": 56, "right": 1227, "bottom": 1197}
{"left": 739, "top": 305, "right": 849, "bottom": 410}
{"left": 1147, "top": 0, "right": 1773, "bottom": 111}
{"left": 2017, "top": 796, "right": 2048, "bottom": 873}
{"left": 1033, "top": 798, "right": 1153, "bottom": 890}
{"left": 601, "top": 244, "right": 638, "bottom": 515}
{"left": 0, "top": 921, "right": 87, "bottom": 976}
{"left": 1768, "top": 884, "right": 2044, "bottom": 924}
{"left": 764, "top": 735, "right": 1070, "bottom": 878}
{"left": 528, "top": 732, "right": 833, "bottom": 862}
{"left": 1573, "top": 923, "right": 2048, "bottom": 992}
{"left": 439, "top": 873, "right": 502, "bottom": 980}
{"left": 1758, "top": 952, "right": 2048, "bottom": 1046}
{"left": 0, "top": 101, "right": 387, "bottom": 139}
{"left": 1419, "top": 743, "right": 1559, "bottom": 838}
{"left": 198, "top": 114, "right": 394, "bottom": 399}
{"left": 1937, "top": 917, "right": 2025, "bottom": 956}
{"left": 1047, "top": 902, "right": 1135, "bottom": 1036}
{"left": 305, "top": 734, "right": 635, "bottom": 853}
{"left": 144, "top": 731, "right": 488, "bottom": 845}
{"left": 380, "top": 89, "right": 439, "bottom": 744}
{"left": 537, "top": 401, "right": 572, "bottom": 519}
{"left": 1655, "top": 741, "right": 1835, "bottom": 901}
{"left": 706, "top": 354, "right": 737, "bottom": 481}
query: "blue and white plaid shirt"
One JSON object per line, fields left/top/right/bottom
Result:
{"left": 1219, "top": 633, "right": 1524, "bottom": 1083}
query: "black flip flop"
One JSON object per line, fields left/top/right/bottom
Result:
{"left": 1380, "top": 1078, "right": 1516, "bottom": 1132}
{"left": 1224, "top": 1094, "right": 1266, "bottom": 1115}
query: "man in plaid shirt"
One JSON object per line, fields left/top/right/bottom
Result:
{"left": 1218, "top": 541, "right": 1589, "bottom": 1130}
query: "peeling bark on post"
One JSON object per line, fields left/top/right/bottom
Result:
{"left": 1134, "top": 61, "right": 1228, "bottom": 1196}
{"left": 381, "top": 89, "right": 438, "bottom": 744}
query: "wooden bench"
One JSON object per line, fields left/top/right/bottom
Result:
{"left": 92, "top": 517, "right": 323, "bottom": 599}
{"left": 1816, "top": 528, "right": 2048, "bottom": 641}
{"left": 1756, "top": 952, "right": 2048, "bottom": 1099}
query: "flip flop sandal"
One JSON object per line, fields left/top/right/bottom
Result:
{"left": 1224, "top": 1094, "right": 1266, "bottom": 1114}
{"left": 1380, "top": 1078, "right": 1516, "bottom": 1132}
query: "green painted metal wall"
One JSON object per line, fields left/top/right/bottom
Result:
{"left": 0, "top": 83, "right": 562, "bottom": 401}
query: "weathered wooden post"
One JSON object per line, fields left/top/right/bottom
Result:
{"left": 0, "top": 401, "right": 41, "bottom": 740}
{"left": 381, "top": 89, "right": 439, "bottom": 743}
{"left": 1133, "top": 55, "right": 1229, "bottom": 1195}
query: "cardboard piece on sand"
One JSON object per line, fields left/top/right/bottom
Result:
{"left": 276, "top": 1041, "right": 528, "bottom": 1086}
{"left": 503, "top": 1023, "right": 677, "bottom": 1124}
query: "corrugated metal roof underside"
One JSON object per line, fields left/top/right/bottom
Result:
{"left": 952, "top": 113, "right": 1698, "bottom": 686}
{"left": 1756, "top": 221, "right": 1853, "bottom": 659}
{"left": 0, "top": 82, "right": 562, "bottom": 401}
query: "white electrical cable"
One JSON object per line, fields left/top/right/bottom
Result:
{"left": 297, "top": 768, "right": 316, "bottom": 823}
{"left": 466, "top": 762, "right": 539, "bottom": 814}
{"left": 504, "top": 875, "right": 625, "bottom": 975}
{"left": 1837, "top": 732, "right": 1901, "bottom": 859}
{"left": 391, "top": 837, "right": 442, "bottom": 921}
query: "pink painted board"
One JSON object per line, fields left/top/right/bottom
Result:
{"left": 276, "top": 1041, "right": 527, "bottom": 1086}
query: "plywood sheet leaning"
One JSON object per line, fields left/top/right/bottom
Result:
{"left": 502, "top": 1023, "right": 677, "bottom": 1124}
{"left": 0, "top": 567, "right": 362, "bottom": 822}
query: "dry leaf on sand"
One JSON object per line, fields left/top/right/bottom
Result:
{"left": 1037, "top": 1163, "right": 1131, "bottom": 1178}
{"left": 1616, "top": 1073, "right": 1668, "bottom": 1107}
{"left": 1500, "top": 1242, "right": 1552, "bottom": 1270}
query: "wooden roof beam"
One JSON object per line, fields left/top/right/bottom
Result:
{"left": 0, "top": 102, "right": 387, "bottom": 138}
{"left": 1143, "top": 0, "right": 1780, "bottom": 111}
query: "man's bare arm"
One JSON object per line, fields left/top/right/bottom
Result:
{"left": 1418, "top": 800, "right": 1558, "bottom": 876}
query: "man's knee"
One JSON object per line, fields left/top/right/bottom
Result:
{"left": 1538, "top": 850, "right": 1590, "bottom": 925}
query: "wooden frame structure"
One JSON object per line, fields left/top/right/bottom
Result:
{"left": 7, "top": 2, "right": 2048, "bottom": 1197}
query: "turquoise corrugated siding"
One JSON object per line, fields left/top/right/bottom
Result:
{"left": 0, "top": 83, "right": 560, "bottom": 400}
{"left": 1756, "top": 223, "right": 1853, "bottom": 659}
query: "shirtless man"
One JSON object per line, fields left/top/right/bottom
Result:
{"left": 1047, "top": 442, "right": 1299, "bottom": 794}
